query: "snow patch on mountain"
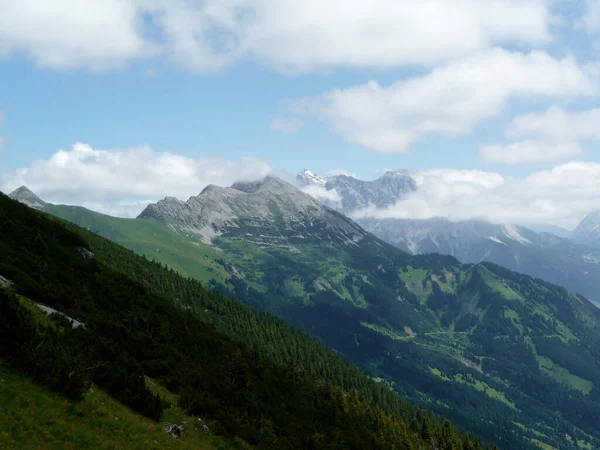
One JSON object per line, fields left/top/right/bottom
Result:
{"left": 501, "top": 225, "right": 532, "bottom": 246}
{"left": 296, "top": 169, "right": 327, "bottom": 186}
{"left": 488, "top": 236, "right": 508, "bottom": 246}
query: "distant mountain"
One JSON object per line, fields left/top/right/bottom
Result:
{"left": 297, "top": 170, "right": 600, "bottom": 305}
{"left": 360, "top": 216, "right": 600, "bottom": 305}
{"left": 296, "top": 169, "right": 327, "bottom": 186}
{"left": 574, "top": 211, "right": 600, "bottom": 248}
{"left": 139, "top": 176, "right": 367, "bottom": 247}
{"left": 526, "top": 223, "right": 573, "bottom": 239}
{"left": 3, "top": 191, "right": 455, "bottom": 450}
{"left": 18, "top": 181, "right": 600, "bottom": 450}
{"left": 296, "top": 169, "right": 417, "bottom": 212}
{"left": 9, "top": 186, "right": 46, "bottom": 209}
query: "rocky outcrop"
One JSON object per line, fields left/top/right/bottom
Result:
{"left": 8, "top": 186, "right": 47, "bottom": 209}
{"left": 0, "top": 275, "right": 13, "bottom": 287}
{"left": 574, "top": 211, "right": 600, "bottom": 248}
{"left": 138, "top": 176, "right": 367, "bottom": 247}
{"left": 164, "top": 423, "right": 183, "bottom": 439}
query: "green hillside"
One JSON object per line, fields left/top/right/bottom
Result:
{"left": 36, "top": 197, "right": 600, "bottom": 450}
{"left": 0, "top": 193, "right": 487, "bottom": 449}
{"left": 0, "top": 363, "right": 220, "bottom": 450}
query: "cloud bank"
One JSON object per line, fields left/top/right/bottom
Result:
{"left": 0, "top": 0, "right": 553, "bottom": 73}
{"left": 0, "top": 142, "right": 274, "bottom": 217}
{"left": 305, "top": 163, "right": 600, "bottom": 229}
{"left": 294, "top": 49, "right": 597, "bottom": 153}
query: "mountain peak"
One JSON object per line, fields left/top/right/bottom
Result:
{"left": 298, "top": 169, "right": 418, "bottom": 213}
{"left": 138, "top": 175, "right": 366, "bottom": 246}
{"left": 296, "top": 169, "right": 327, "bottom": 186}
{"left": 231, "top": 176, "right": 292, "bottom": 193}
{"left": 573, "top": 211, "right": 600, "bottom": 246}
{"left": 8, "top": 186, "right": 46, "bottom": 209}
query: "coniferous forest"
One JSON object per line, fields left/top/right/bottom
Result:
{"left": 0, "top": 193, "right": 498, "bottom": 448}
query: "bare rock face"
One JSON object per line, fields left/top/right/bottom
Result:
{"left": 296, "top": 169, "right": 418, "bottom": 213}
{"left": 574, "top": 211, "right": 600, "bottom": 248}
{"left": 0, "top": 275, "right": 13, "bottom": 287}
{"left": 8, "top": 186, "right": 47, "bottom": 209}
{"left": 138, "top": 176, "right": 367, "bottom": 247}
{"left": 164, "top": 423, "right": 183, "bottom": 439}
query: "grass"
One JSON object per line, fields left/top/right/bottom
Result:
{"left": 537, "top": 356, "right": 593, "bottom": 395}
{"left": 361, "top": 322, "right": 404, "bottom": 340}
{"left": 504, "top": 308, "right": 524, "bottom": 334}
{"left": 453, "top": 374, "right": 517, "bottom": 410}
{"left": 0, "top": 364, "right": 221, "bottom": 450}
{"left": 44, "top": 205, "right": 229, "bottom": 285}
{"left": 479, "top": 266, "right": 523, "bottom": 300}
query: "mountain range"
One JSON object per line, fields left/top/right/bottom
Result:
{"left": 9, "top": 180, "right": 600, "bottom": 450}
{"left": 297, "top": 169, "right": 600, "bottom": 305}
{"left": 3, "top": 190, "right": 465, "bottom": 450}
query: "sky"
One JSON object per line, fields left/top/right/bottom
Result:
{"left": 1, "top": 0, "right": 600, "bottom": 228}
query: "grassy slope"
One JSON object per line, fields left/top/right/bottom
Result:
{"left": 0, "top": 364, "right": 219, "bottom": 450}
{"left": 39, "top": 202, "right": 600, "bottom": 450}
{"left": 0, "top": 294, "right": 226, "bottom": 450}
{"left": 43, "top": 204, "right": 229, "bottom": 285}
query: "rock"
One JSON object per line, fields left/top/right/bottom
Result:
{"left": 0, "top": 275, "right": 12, "bottom": 287}
{"left": 77, "top": 247, "right": 95, "bottom": 259}
{"left": 138, "top": 176, "right": 367, "bottom": 247}
{"left": 8, "top": 186, "right": 47, "bottom": 209}
{"left": 164, "top": 423, "right": 184, "bottom": 439}
{"left": 35, "top": 304, "right": 86, "bottom": 329}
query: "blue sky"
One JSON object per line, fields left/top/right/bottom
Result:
{"left": 0, "top": 53, "right": 503, "bottom": 179}
{"left": 1, "top": 0, "right": 600, "bottom": 226}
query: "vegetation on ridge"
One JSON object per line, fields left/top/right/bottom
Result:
{"left": 34, "top": 191, "right": 600, "bottom": 450}
{"left": 0, "top": 193, "right": 491, "bottom": 449}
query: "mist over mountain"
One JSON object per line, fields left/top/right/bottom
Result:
{"left": 574, "top": 211, "right": 600, "bottom": 248}
{"left": 12, "top": 180, "right": 600, "bottom": 450}
{"left": 297, "top": 170, "right": 600, "bottom": 305}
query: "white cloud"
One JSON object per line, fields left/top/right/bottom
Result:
{"left": 300, "top": 184, "right": 342, "bottom": 209}
{"left": 508, "top": 106, "right": 600, "bottom": 140}
{"left": 0, "top": 142, "right": 274, "bottom": 217}
{"left": 0, "top": 0, "right": 554, "bottom": 73}
{"left": 299, "top": 49, "right": 597, "bottom": 153}
{"left": 481, "top": 106, "right": 600, "bottom": 164}
{"left": 480, "top": 140, "right": 583, "bottom": 165}
{"left": 241, "top": 0, "right": 552, "bottom": 73}
{"left": 270, "top": 117, "right": 303, "bottom": 134}
{"left": 345, "top": 163, "right": 600, "bottom": 229}
{"left": 0, "top": 0, "right": 153, "bottom": 71}
{"left": 325, "top": 169, "right": 357, "bottom": 178}
{"left": 581, "top": 0, "right": 600, "bottom": 33}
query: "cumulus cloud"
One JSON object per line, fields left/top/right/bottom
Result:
{"left": 581, "top": 0, "right": 600, "bottom": 33}
{"left": 481, "top": 106, "right": 600, "bottom": 164}
{"left": 325, "top": 169, "right": 357, "bottom": 178}
{"left": 480, "top": 140, "right": 583, "bottom": 165}
{"left": 297, "top": 49, "right": 596, "bottom": 153}
{"left": 0, "top": 142, "right": 274, "bottom": 217}
{"left": 0, "top": 0, "right": 553, "bottom": 73}
{"left": 343, "top": 164, "right": 600, "bottom": 229}
{"left": 270, "top": 117, "right": 303, "bottom": 134}
{"left": 0, "top": 0, "right": 153, "bottom": 71}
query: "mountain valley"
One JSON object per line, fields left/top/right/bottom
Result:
{"left": 10, "top": 179, "right": 600, "bottom": 450}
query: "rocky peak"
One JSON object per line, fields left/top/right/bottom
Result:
{"left": 573, "top": 211, "right": 600, "bottom": 247}
{"left": 296, "top": 169, "right": 327, "bottom": 187}
{"left": 296, "top": 169, "right": 418, "bottom": 214}
{"left": 8, "top": 186, "right": 46, "bottom": 209}
{"left": 138, "top": 176, "right": 367, "bottom": 246}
